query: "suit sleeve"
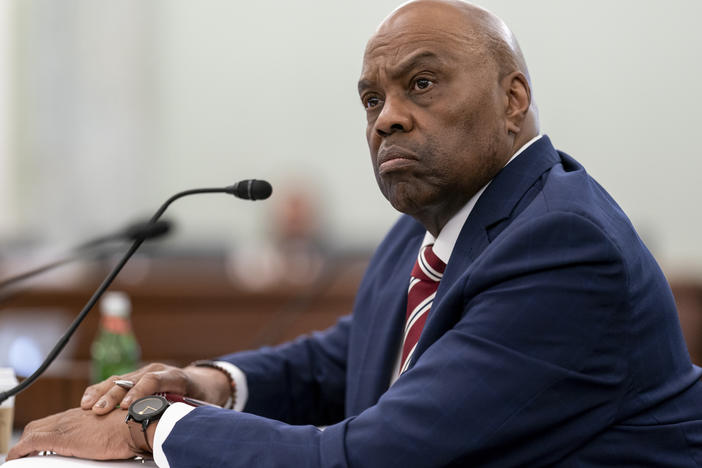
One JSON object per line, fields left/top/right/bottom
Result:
{"left": 217, "top": 315, "right": 351, "bottom": 426}
{"left": 162, "top": 212, "right": 630, "bottom": 467}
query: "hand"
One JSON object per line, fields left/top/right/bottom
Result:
{"left": 6, "top": 407, "right": 136, "bottom": 461}
{"left": 81, "top": 362, "right": 231, "bottom": 415}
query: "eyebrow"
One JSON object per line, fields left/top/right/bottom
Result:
{"left": 358, "top": 50, "right": 446, "bottom": 94}
{"left": 357, "top": 78, "right": 374, "bottom": 95}
{"left": 391, "top": 50, "right": 445, "bottom": 81}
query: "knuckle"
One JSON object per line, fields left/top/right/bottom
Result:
{"left": 107, "top": 386, "right": 124, "bottom": 399}
{"left": 134, "top": 372, "right": 161, "bottom": 393}
{"left": 84, "top": 383, "right": 98, "bottom": 393}
{"left": 24, "top": 420, "right": 39, "bottom": 432}
{"left": 84, "top": 383, "right": 103, "bottom": 395}
{"left": 175, "top": 369, "right": 189, "bottom": 384}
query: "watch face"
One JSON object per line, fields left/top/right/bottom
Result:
{"left": 129, "top": 396, "right": 168, "bottom": 422}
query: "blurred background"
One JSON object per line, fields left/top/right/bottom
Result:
{"left": 0, "top": 0, "right": 701, "bottom": 433}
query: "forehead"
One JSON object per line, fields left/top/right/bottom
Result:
{"left": 360, "top": 6, "right": 484, "bottom": 82}
{"left": 365, "top": 28, "right": 469, "bottom": 64}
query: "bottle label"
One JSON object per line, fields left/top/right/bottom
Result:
{"left": 101, "top": 316, "right": 131, "bottom": 334}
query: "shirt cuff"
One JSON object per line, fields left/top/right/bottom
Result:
{"left": 153, "top": 402, "right": 195, "bottom": 468}
{"left": 214, "top": 360, "right": 248, "bottom": 411}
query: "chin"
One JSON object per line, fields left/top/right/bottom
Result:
{"left": 382, "top": 179, "right": 435, "bottom": 214}
{"left": 387, "top": 193, "right": 427, "bottom": 217}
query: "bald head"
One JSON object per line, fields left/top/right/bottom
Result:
{"left": 374, "top": 0, "right": 532, "bottom": 87}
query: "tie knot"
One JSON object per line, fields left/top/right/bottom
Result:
{"left": 411, "top": 244, "right": 446, "bottom": 282}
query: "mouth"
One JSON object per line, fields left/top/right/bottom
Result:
{"left": 377, "top": 146, "right": 418, "bottom": 176}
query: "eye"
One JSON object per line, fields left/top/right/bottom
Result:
{"left": 362, "top": 95, "right": 382, "bottom": 110}
{"left": 412, "top": 77, "right": 434, "bottom": 91}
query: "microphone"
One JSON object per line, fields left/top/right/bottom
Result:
{"left": 0, "top": 179, "right": 272, "bottom": 404}
{"left": 225, "top": 179, "right": 273, "bottom": 201}
{"left": 0, "top": 220, "right": 173, "bottom": 291}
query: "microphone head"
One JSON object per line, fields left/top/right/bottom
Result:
{"left": 227, "top": 179, "right": 273, "bottom": 200}
{"left": 123, "top": 219, "right": 174, "bottom": 242}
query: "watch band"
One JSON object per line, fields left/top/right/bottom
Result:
{"left": 127, "top": 419, "right": 153, "bottom": 456}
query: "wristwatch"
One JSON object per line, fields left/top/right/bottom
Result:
{"left": 125, "top": 395, "right": 170, "bottom": 455}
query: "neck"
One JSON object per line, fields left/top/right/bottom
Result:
{"left": 417, "top": 127, "right": 541, "bottom": 237}
{"left": 413, "top": 195, "right": 472, "bottom": 238}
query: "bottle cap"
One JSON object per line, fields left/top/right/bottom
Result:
{"left": 100, "top": 291, "right": 131, "bottom": 318}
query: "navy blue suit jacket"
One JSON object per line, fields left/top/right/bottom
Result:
{"left": 164, "top": 136, "right": 702, "bottom": 467}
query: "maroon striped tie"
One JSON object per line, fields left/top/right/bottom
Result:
{"left": 399, "top": 244, "right": 446, "bottom": 375}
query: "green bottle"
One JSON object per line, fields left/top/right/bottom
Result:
{"left": 90, "top": 291, "right": 141, "bottom": 383}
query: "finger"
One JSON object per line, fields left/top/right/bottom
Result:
{"left": 91, "top": 382, "right": 129, "bottom": 415}
{"left": 81, "top": 378, "right": 118, "bottom": 409}
{"left": 7, "top": 433, "right": 46, "bottom": 461}
{"left": 121, "top": 369, "right": 189, "bottom": 409}
{"left": 86, "top": 364, "right": 171, "bottom": 412}
{"left": 81, "top": 363, "right": 167, "bottom": 409}
{"left": 120, "top": 372, "right": 165, "bottom": 409}
{"left": 81, "top": 371, "right": 139, "bottom": 409}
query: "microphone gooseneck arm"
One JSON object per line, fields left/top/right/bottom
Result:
{"left": 0, "top": 220, "right": 173, "bottom": 292}
{"left": 0, "top": 181, "right": 272, "bottom": 404}
{"left": 0, "top": 256, "right": 78, "bottom": 291}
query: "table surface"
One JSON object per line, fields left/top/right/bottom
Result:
{"left": 2, "top": 432, "right": 156, "bottom": 467}
{"left": 2, "top": 454, "right": 155, "bottom": 467}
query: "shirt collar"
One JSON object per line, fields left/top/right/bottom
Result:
{"left": 422, "top": 134, "right": 543, "bottom": 264}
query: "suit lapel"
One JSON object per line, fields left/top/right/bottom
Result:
{"left": 349, "top": 221, "right": 424, "bottom": 411}
{"left": 409, "top": 136, "right": 562, "bottom": 368}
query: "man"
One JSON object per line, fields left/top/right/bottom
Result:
{"left": 9, "top": 0, "right": 702, "bottom": 466}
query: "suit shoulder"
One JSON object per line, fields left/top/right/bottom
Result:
{"left": 535, "top": 152, "right": 636, "bottom": 246}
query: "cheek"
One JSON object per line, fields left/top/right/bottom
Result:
{"left": 448, "top": 100, "right": 501, "bottom": 151}
{"left": 366, "top": 128, "right": 381, "bottom": 161}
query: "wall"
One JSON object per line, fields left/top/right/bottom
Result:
{"left": 2, "top": 0, "right": 701, "bottom": 272}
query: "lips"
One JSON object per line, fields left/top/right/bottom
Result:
{"left": 377, "top": 146, "right": 419, "bottom": 175}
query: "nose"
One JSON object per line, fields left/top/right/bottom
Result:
{"left": 374, "top": 95, "right": 413, "bottom": 137}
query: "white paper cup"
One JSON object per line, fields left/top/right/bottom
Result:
{"left": 0, "top": 368, "right": 18, "bottom": 454}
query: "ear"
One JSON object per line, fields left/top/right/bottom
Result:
{"left": 501, "top": 71, "right": 531, "bottom": 135}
